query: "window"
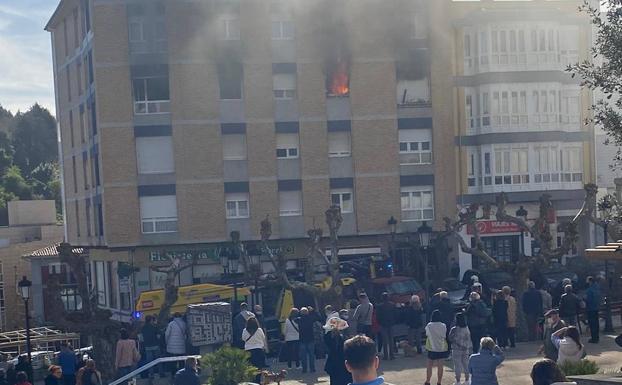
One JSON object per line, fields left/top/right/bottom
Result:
{"left": 331, "top": 189, "right": 353, "bottom": 214}
{"left": 94, "top": 261, "right": 106, "bottom": 306}
{"left": 136, "top": 136, "right": 175, "bottom": 174}
{"left": 226, "top": 193, "right": 249, "bottom": 219}
{"left": 66, "top": 67, "right": 72, "bottom": 102}
{"left": 76, "top": 61, "right": 82, "bottom": 96}
{"left": 128, "top": 18, "right": 145, "bottom": 42}
{"left": 534, "top": 145, "right": 560, "bottom": 183}
{"left": 133, "top": 77, "right": 170, "bottom": 114}
{"left": 93, "top": 154, "right": 100, "bottom": 186}
{"left": 328, "top": 131, "right": 351, "bottom": 157}
{"left": 86, "top": 200, "right": 92, "bottom": 237}
{"left": 276, "top": 133, "right": 299, "bottom": 159}
{"left": 271, "top": 20, "right": 294, "bottom": 40}
{"left": 222, "top": 134, "right": 247, "bottom": 160}
{"left": 273, "top": 73, "right": 296, "bottom": 99}
{"left": 82, "top": 155, "right": 89, "bottom": 190}
{"left": 73, "top": 8, "right": 80, "bottom": 48}
{"left": 222, "top": 17, "right": 240, "bottom": 40}
{"left": 481, "top": 92, "right": 490, "bottom": 126}
{"left": 107, "top": 261, "right": 118, "bottom": 309}
{"left": 140, "top": 195, "right": 178, "bottom": 233}
{"left": 71, "top": 157, "right": 78, "bottom": 193}
{"left": 69, "top": 110, "right": 75, "bottom": 147}
{"left": 279, "top": 191, "right": 302, "bottom": 216}
{"left": 411, "top": 13, "right": 427, "bottom": 39}
{"left": 87, "top": 51, "right": 94, "bottom": 84}
{"left": 494, "top": 146, "right": 529, "bottom": 185}
{"left": 484, "top": 152, "right": 492, "bottom": 185}
{"left": 398, "top": 129, "right": 432, "bottom": 165}
{"left": 468, "top": 149, "right": 480, "bottom": 187}
{"left": 75, "top": 201, "right": 81, "bottom": 237}
{"left": 401, "top": 187, "right": 434, "bottom": 221}
{"left": 396, "top": 78, "right": 430, "bottom": 106}
{"left": 218, "top": 62, "right": 243, "bottom": 100}
{"left": 63, "top": 18, "right": 69, "bottom": 57}
{"left": 560, "top": 147, "right": 583, "bottom": 182}
{"left": 96, "top": 203, "right": 104, "bottom": 236}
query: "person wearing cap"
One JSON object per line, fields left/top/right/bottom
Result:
{"left": 324, "top": 317, "right": 353, "bottom": 385}
{"left": 523, "top": 281, "right": 543, "bottom": 341}
{"left": 376, "top": 292, "right": 397, "bottom": 360}
{"left": 353, "top": 293, "right": 374, "bottom": 338}
{"left": 538, "top": 309, "right": 566, "bottom": 361}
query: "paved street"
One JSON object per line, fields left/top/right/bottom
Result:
{"left": 277, "top": 333, "right": 622, "bottom": 385}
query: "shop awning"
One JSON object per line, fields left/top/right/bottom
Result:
{"left": 585, "top": 241, "right": 622, "bottom": 261}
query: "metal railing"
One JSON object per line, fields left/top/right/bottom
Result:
{"left": 108, "top": 355, "right": 201, "bottom": 385}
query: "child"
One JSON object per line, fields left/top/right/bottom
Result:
{"left": 449, "top": 312, "right": 472, "bottom": 385}
{"left": 425, "top": 310, "right": 449, "bottom": 385}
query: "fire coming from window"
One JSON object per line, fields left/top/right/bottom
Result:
{"left": 327, "top": 59, "right": 349, "bottom": 97}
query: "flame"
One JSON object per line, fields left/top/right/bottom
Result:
{"left": 328, "top": 60, "right": 349, "bottom": 96}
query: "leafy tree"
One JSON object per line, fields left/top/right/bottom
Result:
{"left": 10, "top": 103, "right": 57, "bottom": 175}
{"left": 2, "top": 165, "right": 33, "bottom": 200}
{"left": 0, "top": 105, "right": 13, "bottom": 134}
{"left": 569, "top": 0, "right": 622, "bottom": 166}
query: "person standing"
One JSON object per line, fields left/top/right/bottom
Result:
{"left": 465, "top": 292, "right": 491, "bottom": 353}
{"left": 44, "top": 366, "right": 62, "bottom": 385}
{"left": 233, "top": 303, "right": 254, "bottom": 349}
{"left": 468, "top": 337, "right": 505, "bottom": 385}
{"left": 502, "top": 286, "right": 517, "bottom": 348}
{"left": 140, "top": 315, "right": 163, "bottom": 378}
{"left": 585, "top": 276, "right": 602, "bottom": 343}
{"left": 352, "top": 293, "right": 373, "bottom": 337}
{"left": 173, "top": 357, "right": 200, "bottom": 385}
{"left": 14, "top": 372, "right": 31, "bottom": 385}
{"left": 283, "top": 308, "right": 301, "bottom": 369}
{"left": 492, "top": 291, "right": 508, "bottom": 348}
{"left": 559, "top": 285, "right": 581, "bottom": 327}
{"left": 115, "top": 328, "right": 140, "bottom": 379}
{"left": 522, "top": 281, "right": 543, "bottom": 341}
{"left": 539, "top": 310, "right": 566, "bottom": 362}
{"left": 406, "top": 295, "right": 425, "bottom": 354}
{"left": 76, "top": 360, "right": 102, "bottom": 385}
{"left": 376, "top": 293, "right": 396, "bottom": 360}
{"left": 323, "top": 317, "right": 352, "bottom": 385}
{"left": 424, "top": 310, "right": 449, "bottom": 385}
{"left": 437, "top": 291, "right": 455, "bottom": 336}
{"left": 448, "top": 312, "right": 472, "bottom": 385}
{"left": 243, "top": 317, "right": 267, "bottom": 383}
{"left": 297, "top": 307, "right": 316, "bottom": 373}
{"left": 541, "top": 286, "right": 553, "bottom": 314}
{"left": 165, "top": 313, "right": 187, "bottom": 375}
{"left": 58, "top": 344, "right": 77, "bottom": 385}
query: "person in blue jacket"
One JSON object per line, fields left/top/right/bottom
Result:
{"left": 522, "top": 281, "right": 543, "bottom": 341}
{"left": 468, "top": 337, "right": 505, "bottom": 385}
{"left": 585, "top": 276, "right": 602, "bottom": 343}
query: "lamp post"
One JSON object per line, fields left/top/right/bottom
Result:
{"left": 221, "top": 252, "right": 241, "bottom": 314}
{"left": 387, "top": 216, "right": 397, "bottom": 273}
{"left": 603, "top": 221, "right": 614, "bottom": 332}
{"left": 17, "top": 276, "right": 32, "bottom": 365}
{"left": 418, "top": 221, "right": 432, "bottom": 296}
{"left": 249, "top": 254, "right": 261, "bottom": 307}
{"left": 515, "top": 206, "right": 528, "bottom": 257}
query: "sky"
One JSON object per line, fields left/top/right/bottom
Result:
{"left": 0, "top": 1, "right": 58, "bottom": 115}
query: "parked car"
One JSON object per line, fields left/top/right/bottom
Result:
{"left": 441, "top": 278, "right": 468, "bottom": 307}
{"left": 367, "top": 276, "right": 426, "bottom": 305}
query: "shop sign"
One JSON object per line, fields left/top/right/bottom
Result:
{"left": 467, "top": 220, "right": 521, "bottom": 235}
{"left": 149, "top": 244, "right": 296, "bottom": 262}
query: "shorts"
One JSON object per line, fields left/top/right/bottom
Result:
{"left": 427, "top": 350, "right": 449, "bottom": 360}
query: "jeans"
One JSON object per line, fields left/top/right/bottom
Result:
{"left": 587, "top": 310, "right": 600, "bottom": 342}
{"left": 526, "top": 314, "right": 540, "bottom": 341}
{"left": 117, "top": 366, "right": 133, "bottom": 380}
{"left": 380, "top": 326, "right": 395, "bottom": 359}
{"left": 286, "top": 341, "right": 300, "bottom": 368}
{"left": 507, "top": 327, "right": 516, "bottom": 347}
{"left": 408, "top": 327, "right": 423, "bottom": 353}
{"left": 469, "top": 325, "right": 485, "bottom": 353}
{"left": 452, "top": 349, "right": 470, "bottom": 382}
{"left": 299, "top": 342, "right": 316, "bottom": 372}
{"left": 144, "top": 346, "right": 162, "bottom": 377}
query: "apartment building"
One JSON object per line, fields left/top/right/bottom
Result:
{"left": 46, "top": 0, "right": 595, "bottom": 319}
{"left": 450, "top": 0, "right": 597, "bottom": 269}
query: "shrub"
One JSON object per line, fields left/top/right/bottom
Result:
{"left": 202, "top": 346, "right": 258, "bottom": 385}
{"left": 559, "top": 359, "right": 600, "bottom": 376}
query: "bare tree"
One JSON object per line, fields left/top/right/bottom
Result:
{"left": 151, "top": 254, "right": 196, "bottom": 327}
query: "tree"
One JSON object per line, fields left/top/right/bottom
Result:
{"left": 2, "top": 165, "right": 33, "bottom": 200}
{"left": 151, "top": 254, "right": 196, "bottom": 327}
{"left": 260, "top": 206, "right": 345, "bottom": 309}
{"left": 568, "top": 1, "right": 622, "bottom": 167}
{"left": 10, "top": 104, "right": 57, "bottom": 175}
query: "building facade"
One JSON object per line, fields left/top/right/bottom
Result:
{"left": 46, "top": 0, "right": 596, "bottom": 320}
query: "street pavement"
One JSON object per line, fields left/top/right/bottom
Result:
{"left": 277, "top": 333, "right": 622, "bottom": 385}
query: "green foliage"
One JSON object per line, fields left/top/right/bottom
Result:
{"left": 202, "top": 346, "right": 258, "bottom": 385}
{"left": 559, "top": 359, "right": 600, "bottom": 376}
{"left": 0, "top": 104, "right": 60, "bottom": 224}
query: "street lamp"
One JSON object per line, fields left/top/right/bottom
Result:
{"left": 515, "top": 206, "right": 528, "bottom": 256}
{"left": 387, "top": 216, "right": 398, "bottom": 273}
{"left": 248, "top": 254, "right": 261, "bottom": 306}
{"left": 418, "top": 221, "right": 432, "bottom": 295}
{"left": 17, "top": 276, "right": 32, "bottom": 365}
